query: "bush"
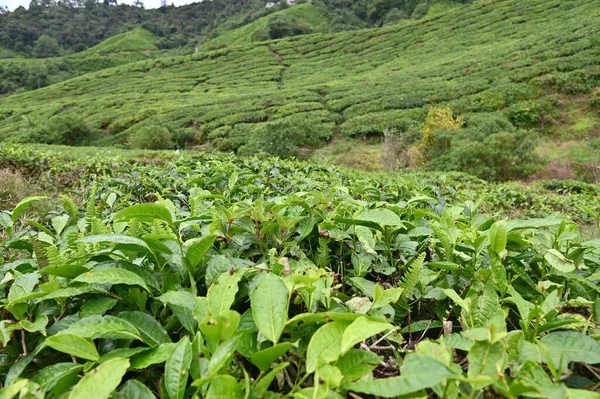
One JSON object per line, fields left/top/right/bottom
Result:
{"left": 128, "top": 125, "right": 175, "bottom": 149}
{"left": 506, "top": 101, "right": 544, "bottom": 128}
{"left": 27, "top": 115, "right": 93, "bottom": 146}
{"left": 239, "top": 117, "right": 330, "bottom": 158}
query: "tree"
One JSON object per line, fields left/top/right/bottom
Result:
{"left": 0, "top": 5, "right": 8, "bottom": 14}
{"left": 132, "top": 0, "right": 144, "bottom": 8}
{"left": 31, "top": 34, "right": 62, "bottom": 58}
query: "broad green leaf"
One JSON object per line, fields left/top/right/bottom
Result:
{"left": 130, "top": 343, "right": 177, "bottom": 369}
{"left": 58, "top": 315, "right": 142, "bottom": 340}
{"left": 545, "top": 249, "right": 576, "bottom": 273}
{"left": 51, "top": 214, "right": 70, "bottom": 236}
{"left": 250, "top": 342, "right": 294, "bottom": 371}
{"left": 340, "top": 316, "right": 395, "bottom": 354}
{"left": 0, "top": 379, "right": 42, "bottom": 399}
{"left": 80, "top": 297, "right": 118, "bottom": 318}
{"left": 347, "top": 354, "right": 455, "bottom": 397}
{"left": 251, "top": 273, "right": 288, "bottom": 344}
{"left": 355, "top": 226, "right": 377, "bottom": 255}
{"left": 12, "top": 196, "right": 48, "bottom": 223}
{"left": 113, "top": 203, "right": 173, "bottom": 225}
{"left": 119, "top": 311, "right": 171, "bottom": 347}
{"left": 33, "top": 363, "right": 83, "bottom": 393}
{"left": 8, "top": 272, "right": 39, "bottom": 303}
{"left": 157, "top": 291, "right": 195, "bottom": 310}
{"left": 355, "top": 209, "right": 402, "bottom": 227}
{"left": 72, "top": 268, "right": 149, "bottom": 291}
{"left": 208, "top": 273, "right": 240, "bottom": 316}
{"left": 185, "top": 235, "right": 216, "bottom": 268}
{"left": 68, "top": 357, "right": 129, "bottom": 399}
{"left": 306, "top": 321, "right": 349, "bottom": 374}
{"left": 488, "top": 220, "right": 507, "bottom": 254}
{"left": 77, "top": 234, "right": 151, "bottom": 252}
{"left": 165, "top": 337, "right": 192, "bottom": 399}
{"left": 540, "top": 331, "right": 600, "bottom": 373}
{"left": 206, "top": 375, "right": 243, "bottom": 399}
{"left": 117, "top": 380, "right": 156, "bottom": 399}
{"left": 45, "top": 334, "right": 100, "bottom": 361}
{"left": 372, "top": 284, "right": 403, "bottom": 310}
{"left": 467, "top": 341, "right": 507, "bottom": 389}
{"left": 334, "top": 350, "right": 380, "bottom": 381}
{"left": 208, "top": 334, "right": 240, "bottom": 377}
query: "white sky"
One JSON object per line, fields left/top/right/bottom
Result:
{"left": 1, "top": 0, "right": 196, "bottom": 11}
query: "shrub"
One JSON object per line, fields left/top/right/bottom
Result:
{"left": 128, "top": 125, "right": 175, "bottom": 149}
{"left": 506, "top": 101, "right": 544, "bottom": 128}
{"left": 239, "top": 117, "right": 330, "bottom": 158}
{"left": 27, "top": 115, "right": 93, "bottom": 146}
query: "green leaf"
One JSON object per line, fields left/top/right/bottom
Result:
{"left": 58, "top": 315, "right": 142, "bottom": 340}
{"left": 45, "top": 334, "right": 100, "bottom": 361}
{"left": 12, "top": 196, "right": 48, "bottom": 223}
{"left": 72, "top": 268, "right": 149, "bottom": 291}
{"left": 113, "top": 203, "right": 173, "bottom": 225}
{"left": 355, "top": 209, "right": 402, "bottom": 227}
{"left": 347, "top": 354, "right": 455, "bottom": 397}
{"left": 355, "top": 226, "right": 377, "bottom": 255}
{"left": 335, "top": 350, "right": 380, "bottom": 381}
{"left": 208, "top": 334, "right": 240, "bottom": 377}
{"left": 372, "top": 284, "right": 403, "bottom": 309}
{"left": 540, "top": 331, "right": 600, "bottom": 373}
{"left": 287, "top": 312, "right": 361, "bottom": 327}
{"left": 157, "top": 291, "right": 195, "bottom": 310}
{"left": 77, "top": 234, "right": 151, "bottom": 252}
{"left": 33, "top": 363, "right": 84, "bottom": 393}
{"left": 185, "top": 235, "right": 216, "bottom": 268}
{"left": 130, "top": 343, "right": 177, "bottom": 369}
{"left": 545, "top": 249, "right": 576, "bottom": 273}
{"left": 251, "top": 273, "right": 288, "bottom": 344}
{"left": 117, "top": 380, "right": 156, "bottom": 399}
{"left": 340, "top": 316, "right": 395, "bottom": 354}
{"left": 164, "top": 337, "right": 192, "bottom": 399}
{"left": 306, "top": 321, "right": 349, "bottom": 374}
{"left": 467, "top": 341, "right": 507, "bottom": 389}
{"left": 206, "top": 375, "right": 243, "bottom": 399}
{"left": 68, "top": 357, "right": 129, "bottom": 399}
{"left": 208, "top": 273, "right": 240, "bottom": 316}
{"left": 488, "top": 220, "right": 507, "bottom": 254}
{"left": 119, "top": 311, "right": 171, "bottom": 347}
{"left": 250, "top": 342, "right": 294, "bottom": 371}
{"left": 254, "top": 362, "right": 289, "bottom": 398}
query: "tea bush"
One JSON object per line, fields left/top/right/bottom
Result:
{"left": 1, "top": 145, "right": 599, "bottom": 398}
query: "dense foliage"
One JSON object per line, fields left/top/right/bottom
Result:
{"left": 0, "top": 145, "right": 600, "bottom": 398}
{"left": 1, "top": 0, "right": 597, "bottom": 181}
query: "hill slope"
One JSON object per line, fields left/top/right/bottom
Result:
{"left": 1, "top": 0, "right": 599, "bottom": 179}
{"left": 200, "top": 3, "right": 329, "bottom": 50}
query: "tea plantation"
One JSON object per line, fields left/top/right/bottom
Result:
{"left": 0, "top": 0, "right": 598, "bottom": 181}
{"left": 0, "top": 144, "right": 600, "bottom": 398}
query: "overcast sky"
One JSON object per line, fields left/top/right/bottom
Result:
{"left": 1, "top": 0, "right": 196, "bottom": 11}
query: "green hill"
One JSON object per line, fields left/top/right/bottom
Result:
{"left": 200, "top": 3, "right": 329, "bottom": 50}
{"left": 0, "top": 0, "right": 599, "bottom": 180}
{"left": 77, "top": 28, "right": 158, "bottom": 56}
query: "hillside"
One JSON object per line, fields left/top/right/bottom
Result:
{"left": 200, "top": 3, "right": 329, "bottom": 51}
{"left": 1, "top": 0, "right": 598, "bottom": 180}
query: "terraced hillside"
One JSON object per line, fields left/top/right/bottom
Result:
{"left": 0, "top": 0, "right": 599, "bottom": 177}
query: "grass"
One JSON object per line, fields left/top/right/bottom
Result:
{"left": 0, "top": 0, "right": 598, "bottom": 176}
